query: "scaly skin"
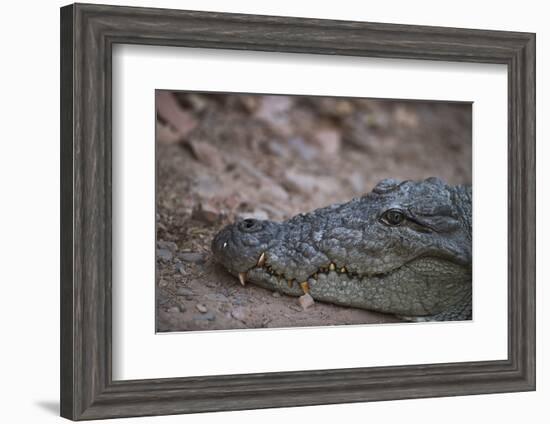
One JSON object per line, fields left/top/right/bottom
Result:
{"left": 211, "top": 177, "right": 472, "bottom": 321}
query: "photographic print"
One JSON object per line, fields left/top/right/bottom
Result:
{"left": 60, "top": 5, "right": 536, "bottom": 418}
{"left": 155, "top": 91, "right": 472, "bottom": 332}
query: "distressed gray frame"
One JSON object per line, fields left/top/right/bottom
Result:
{"left": 60, "top": 3, "right": 536, "bottom": 421}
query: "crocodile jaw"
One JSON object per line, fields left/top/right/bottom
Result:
{"left": 231, "top": 253, "right": 470, "bottom": 317}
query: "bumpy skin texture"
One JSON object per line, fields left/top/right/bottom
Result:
{"left": 211, "top": 178, "right": 472, "bottom": 321}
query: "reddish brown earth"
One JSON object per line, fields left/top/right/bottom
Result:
{"left": 155, "top": 92, "right": 471, "bottom": 332}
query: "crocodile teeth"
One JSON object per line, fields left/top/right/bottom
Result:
{"left": 340, "top": 267, "right": 347, "bottom": 273}
{"left": 300, "top": 281, "right": 310, "bottom": 294}
{"left": 329, "top": 263, "right": 336, "bottom": 271}
{"left": 238, "top": 272, "right": 247, "bottom": 286}
{"left": 287, "top": 279, "right": 294, "bottom": 288}
{"left": 257, "top": 252, "right": 266, "bottom": 267}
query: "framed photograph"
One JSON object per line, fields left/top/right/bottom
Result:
{"left": 60, "top": 3, "right": 535, "bottom": 420}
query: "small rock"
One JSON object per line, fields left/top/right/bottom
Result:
{"left": 192, "top": 174, "right": 223, "bottom": 198}
{"left": 188, "top": 140, "right": 225, "bottom": 171}
{"left": 283, "top": 170, "right": 319, "bottom": 194}
{"left": 166, "top": 305, "right": 183, "bottom": 313}
{"left": 266, "top": 140, "right": 289, "bottom": 157}
{"left": 176, "top": 287, "right": 194, "bottom": 298}
{"left": 289, "top": 305, "right": 303, "bottom": 312}
{"left": 157, "top": 296, "right": 170, "bottom": 306}
{"left": 316, "top": 98, "right": 354, "bottom": 117}
{"left": 394, "top": 105, "right": 419, "bottom": 128}
{"left": 233, "top": 297, "right": 246, "bottom": 306}
{"left": 196, "top": 303, "right": 208, "bottom": 313}
{"left": 158, "top": 279, "right": 169, "bottom": 288}
{"left": 179, "top": 251, "right": 207, "bottom": 264}
{"left": 287, "top": 136, "right": 317, "bottom": 161}
{"left": 238, "top": 95, "right": 260, "bottom": 112}
{"left": 259, "top": 180, "right": 289, "bottom": 202}
{"left": 157, "top": 240, "right": 178, "bottom": 253}
{"left": 255, "top": 96, "right": 294, "bottom": 137}
{"left": 192, "top": 203, "right": 222, "bottom": 224}
{"left": 175, "top": 263, "right": 186, "bottom": 275}
{"left": 231, "top": 307, "right": 246, "bottom": 321}
{"left": 206, "top": 293, "right": 229, "bottom": 302}
{"left": 299, "top": 293, "right": 315, "bottom": 310}
{"left": 157, "top": 248, "right": 173, "bottom": 262}
{"left": 232, "top": 158, "right": 268, "bottom": 181}
{"left": 272, "top": 291, "right": 281, "bottom": 298}
{"left": 221, "top": 193, "right": 242, "bottom": 210}
{"left": 185, "top": 93, "right": 209, "bottom": 112}
{"left": 256, "top": 95, "right": 293, "bottom": 117}
{"left": 193, "top": 312, "right": 215, "bottom": 321}
{"left": 311, "top": 128, "right": 341, "bottom": 155}
{"left": 333, "top": 100, "right": 354, "bottom": 116}
{"left": 156, "top": 91, "right": 198, "bottom": 137}
{"left": 156, "top": 122, "right": 181, "bottom": 145}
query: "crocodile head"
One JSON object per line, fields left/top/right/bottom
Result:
{"left": 211, "top": 177, "right": 472, "bottom": 320}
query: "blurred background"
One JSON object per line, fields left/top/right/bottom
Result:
{"left": 155, "top": 91, "right": 471, "bottom": 332}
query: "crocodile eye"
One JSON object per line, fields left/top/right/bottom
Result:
{"left": 381, "top": 209, "right": 405, "bottom": 226}
{"left": 238, "top": 219, "right": 263, "bottom": 233}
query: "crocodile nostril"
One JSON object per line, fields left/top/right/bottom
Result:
{"left": 238, "top": 219, "right": 263, "bottom": 233}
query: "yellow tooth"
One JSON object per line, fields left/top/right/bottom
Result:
{"left": 257, "top": 252, "right": 266, "bottom": 267}
{"left": 238, "top": 272, "right": 247, "bottom": 286}
{"left": 340, "top": 267, "right": 347, "bottom": 273}
{"left": 287, "top": 279, "right": 294, "bottom": 288}
{"left": 300, "top": 281, "right": 310, "bottom": 294}
{"left": 329, "top": 263, "right": 336, "bottom": 271}
{"left": 312, "top": 273, "right": 318, "bottom": 279}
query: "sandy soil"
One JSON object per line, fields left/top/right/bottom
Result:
{"left": 155, "top": 92, "right": 471, "bottom": 332}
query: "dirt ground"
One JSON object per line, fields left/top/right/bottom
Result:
{"left": 155, "top": 91, "right": 472, "bottom": 332}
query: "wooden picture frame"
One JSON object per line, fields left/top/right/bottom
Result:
{"left": 60, "top": 3, "right": 535, "bottom": 420}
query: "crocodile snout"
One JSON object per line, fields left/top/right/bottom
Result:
{"left": 211, "top": 219, "right": 280, "bottom": 284}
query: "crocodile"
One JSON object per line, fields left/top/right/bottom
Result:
{"left": 211, "top": 177, "right": 472, "bottom": 321}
